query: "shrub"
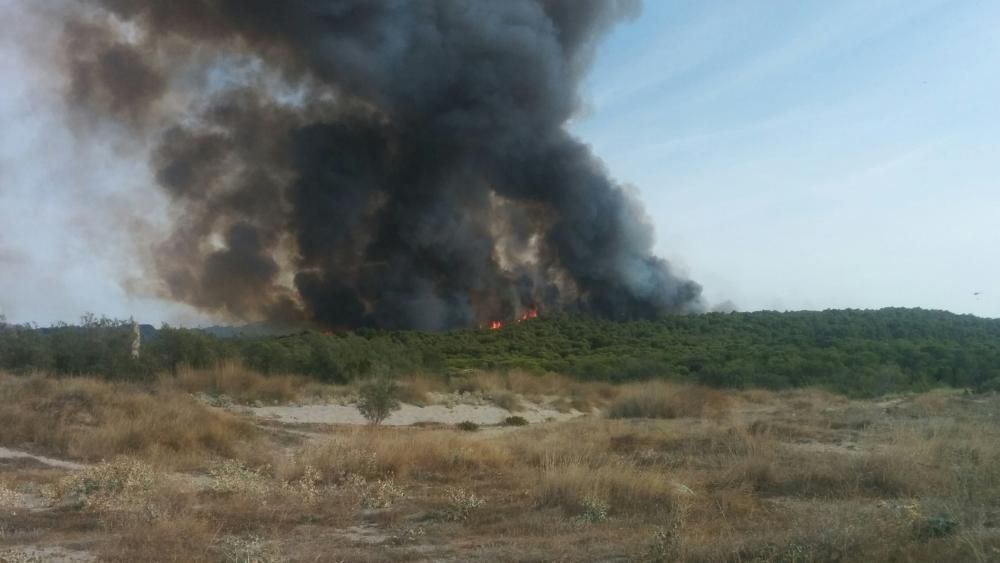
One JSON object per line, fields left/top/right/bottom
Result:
{"left": 455, "top": 421, "right": 479, "bottom": 432}
{"left": 488, "top": 391, "right": 523, "bottom": 411}
{"left": 48, "top": 457, "right": 159, "bottom": 511}
{"left": 353, "top": 476, "right": 406, "bottom": 509}
{"left": 916, "top": 514, "right": 959, "bottom": 540}
{"left": 503, "top": 415, "right": 529, "bottom": 426}
{"left": 208, "top": 460, "right": 273, "bottom": 498}
{"left": 441, "top": 487, "right": 486, "bottom": 522}
{"left": 575, "top": 495, "right": 610, "bottom": 524}
{"left": 219, "top": 533, "right": 281, "bottom": 563}
{"left": 357, "top": 378, "right": 401, "bottom": 425}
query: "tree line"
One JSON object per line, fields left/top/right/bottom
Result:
{"left": 2, "top": 308, "right": 999, "bottom": 396}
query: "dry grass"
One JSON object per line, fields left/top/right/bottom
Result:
{"left": 607, "top": 381, "right": 731, "bottom": 420}
{"left": 162, "top": 362, "right": 306, "bottom": 405}
{"left": 0, "top": 373, "right": 260, "bottom": 469}
{"left": 291, "top": 426, "right": 513, "bottom": 482}
{"left": 2, "top": 372, "right": 999, "bottom": 562}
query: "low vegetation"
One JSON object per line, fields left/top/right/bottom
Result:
{"left": 357, "top": 377, "right": 402, "bottom": 425}
{"left": 4, "top": 308, "right": 1000, "bottom": 395}
{"left": 0, "top": 373, "right": 260, "bottom": 469}
{"left": 0, "top": 367, "right": 996, "bottom": 561}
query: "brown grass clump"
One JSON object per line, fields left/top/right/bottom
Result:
{"left": 99, "top": 514, "right": 216, "bottom": 563}
{"left": 607, "top": 382, "right": 730, "bottom": 420}
{"left": 295, "top": 426, "right": 514, "bottom": 481}
{"left": 0, "top": 374, "right": 260, "bottom": 469}
{"left": 534, "top": 460, "right": 679, "bottom": 518}
{"left": 395, "top": 372, "right": 449, "bottom": 405}
{"left": 162, "top": 362, "right": 305, "bottom": 405}
{"left": 487, "top": 390, "right": 523, "bottom": 411}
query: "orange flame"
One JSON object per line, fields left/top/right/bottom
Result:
{"left": 517, "top": 307, "right": 539, "bottom": 322}
{"left": 485, "top": 307, "right": 538, "bottom": 331}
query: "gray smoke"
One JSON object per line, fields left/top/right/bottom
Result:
{"left": 59, "top": 0, "right": 703, "bottom": 329}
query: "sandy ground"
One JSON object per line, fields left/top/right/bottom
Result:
{"left": 249, "top": 401, "right": 582, "bottom": 426}
{"left": 0, "top": 546, "right": 95, "bottom": 563}
{"left": 0, "top": 447, "right": 86, "bottom": 471}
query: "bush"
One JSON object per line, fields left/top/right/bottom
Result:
{"left": 916, "top": 514, "right": 959, "bottom": 540}
{"left": 455, "top": 421, "right": 479, "bottom": 432}
{"left": 488, "top": 391, "right": 523, "bottom": 411}
{"left": 441, "top": 487, "right": 486, "bottom": 522}
{"left": 503, "top": 416, "right": 529, "bottom": 426}
{"left": 357, "top": 378, "right": 401, "bottom": 425}
{"left": 575, "top": 495, "right": 610, "bottom": 524}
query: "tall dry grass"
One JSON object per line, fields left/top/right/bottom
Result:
{"left": 0, "top": 373, "right": 260, "bottom": 469}
{"left": 607, "top": 381, "right": 731, "bottom": 420}
{"left": 287, "top": 426, "right": 513, "bottom": 482}
{"left": 161, "top": 362, "right": 306, "bottom": 405}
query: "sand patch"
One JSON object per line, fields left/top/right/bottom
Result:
{"left": 0, "top": 447, "right": 85, "bottom": 471}
{"left": 249, "top": 401, "right": 581, "bottom": 426}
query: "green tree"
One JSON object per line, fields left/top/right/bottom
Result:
{"left": 357, "top": 377, "right": 401, "bottom": 425}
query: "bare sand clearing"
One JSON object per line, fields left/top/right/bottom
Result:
{"left": 0, "top": 446, "right": 86, "bottom": 471}
{"left": 249, "top": 401, "right": 582, "bottom": 426}
{"left": 0, "top": 546, "right": 95, "bottom": 563}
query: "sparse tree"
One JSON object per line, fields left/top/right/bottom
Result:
{"left": 357, "top": 377, "right": 401, "bottom": 425}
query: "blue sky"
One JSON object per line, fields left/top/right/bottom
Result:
{"left": 0, "top": 0, "right": 998, "bottom": 324}
{"left": 575, "top": 0, "right": 1000, "bottom": 317}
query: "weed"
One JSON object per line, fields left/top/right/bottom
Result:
{"left": 441, "top": 487, "right": 486, "bottom": 522}
{"left": 916, "top": 514, "right": 959, "bottom": 540}
{"left": 219, "top": 533, "right": 283, "bottom": 563}
{"left": 646, "top": 527, "right": 680, "bottom": 562}
{"left": 209, "top": 460, "right": 273, "bottom": 498}
{"left": 575, "top": 495, "right": 610, "bottom": 524}
{"left": 353, "top": 476, "right": 406, "bottom": 509}
{"left": 47, "top": 456, "right": 159, "bottom": 511}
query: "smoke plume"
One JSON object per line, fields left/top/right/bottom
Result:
{"left": 59, "top": 0, "right": 702, "bottom": 329}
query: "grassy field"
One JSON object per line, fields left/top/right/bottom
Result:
{"left": 0, "top": 369, "right": 997, "bottom": 561}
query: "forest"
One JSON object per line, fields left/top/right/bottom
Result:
{"left": 1, "top": 308, "right": 999, "bottom": 397}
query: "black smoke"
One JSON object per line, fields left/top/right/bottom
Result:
{"left": 60, "top": 0, "right": 703, "bottom": 329}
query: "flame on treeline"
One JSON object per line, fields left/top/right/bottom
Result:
{"left": 487, "top": 307, "right": 539, "bottom": 330}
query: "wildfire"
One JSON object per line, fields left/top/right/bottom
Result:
{"left": 487, "top": 307, "right": 539, "bottom": 330}
{"left": 519, "top": 307, "right": 539, "bottom": 321}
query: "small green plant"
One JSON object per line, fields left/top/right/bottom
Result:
{"left": 455, "top": 420, "right": 479, "bottom": 432}
{"left": 442, "top": 487, "right": 486, "bottom": 522}
{"left": 503, "top": 415, "right": 529, "bottom": 426}
{"left": 916, "top": 514, "right": 959, "bottom": 540}
{"left": 574, "top": 495, "right": 610, "bottom": 524}
{"left": 357, "top": 377, "right": 401, "bottom": 425}
{"left": 646, "top": 526, "right": 680, "bottom": 562}
{"left": 352, "top": 476, "right": 406, "bottom": 509}
{"left": 209, "top": 460, "right": 273, "bottom": 497}
{"left": 219, "top": 533, "right": 282, "bottom": 563}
